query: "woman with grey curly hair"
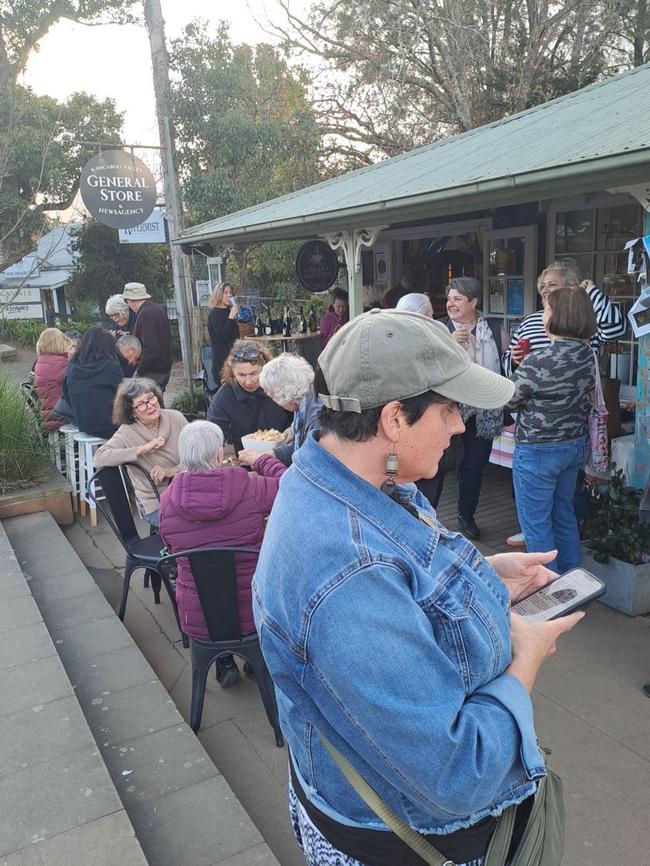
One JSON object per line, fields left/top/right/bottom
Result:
{"left": 105, "top": 294, "right": 136, "bottom": 337}
{"left": 94, "top": 377, "right": 187, "bottom": 527}
{"left": 238, "top": 353, "right": 321, "bottom": 474}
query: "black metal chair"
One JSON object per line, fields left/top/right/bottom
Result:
{"left": 159, "top": 546, "right": 284, "bottom": 746}
{"left": 86, "top": 464, "right": 189, "bottom": 648}
{"left": 20, "top": 380, "right": 40, "bottom": 414}
{"left": 197, "top": 345, "right": 219, "bottom": 397}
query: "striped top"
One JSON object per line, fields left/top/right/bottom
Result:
{"left": 503, "top": 285, "right": 625, "bottom": 375}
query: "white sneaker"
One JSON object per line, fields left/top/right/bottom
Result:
{"left": 506, "top": 532, "right": 526, "bottom": 547}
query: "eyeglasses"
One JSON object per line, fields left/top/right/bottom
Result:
{"left": 232, "top": 346, "right": 262, "bottom": 362}
{"left": 132, "top": 394, "right": 158, "bottom": 412}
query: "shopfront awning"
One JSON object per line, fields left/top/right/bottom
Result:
{"left": 175, "top": 64, "right": 650, "bottom": 248}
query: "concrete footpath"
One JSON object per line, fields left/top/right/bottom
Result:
{"left": 63, "top": 506, "right": 650, "bottom": 866}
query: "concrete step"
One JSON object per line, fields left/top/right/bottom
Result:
{"left": 1, "top": 512, "right": 280, "bottom": 866}
{"left": 0, "top": 343, "right": 17, "bottom": 361}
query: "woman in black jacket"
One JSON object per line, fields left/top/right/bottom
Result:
{"left": 207, "top": 340, "right": 291, "bottom": 452}
{"left": 63, "top": 327, "right": 124, "bottom": 439}
{"left": 207, "top": 283, "right": 240, "bottom": 388}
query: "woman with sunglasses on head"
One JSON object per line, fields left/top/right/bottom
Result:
{"left": 207, "top": 282, "right": 240, "bottom": 388}
{"left": 94, "top": 378, "right": 188, "bottom": 528}
{"left": 207, "top": 339, "right": 292, "bottom": 452}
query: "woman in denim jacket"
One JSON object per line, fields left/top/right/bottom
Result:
{"left": 253, "top": 310, "right": 584, "bottom": 866}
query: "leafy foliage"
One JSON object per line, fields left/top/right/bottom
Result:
{"left": 66, "top": 221, "right": 172, "bottom": 307}
{"left": 0, "top": 85, "right": 124, "bottom": 267}
{"left": 170, "top": 386, "right": 207, "bottom": 417}
{"left": 0, "top": 366, "right": 48, "bottom": 493}
{"left": 170, "top": 21, "right": 321, "bottom": 224}
{"left": 581, "top": 469, "right": 650, "bottom": 564}
{"left": 0, "top": 318, "right": 97, "bottom": 347}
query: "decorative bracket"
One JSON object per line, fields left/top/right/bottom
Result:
{"left": 213, "top": 242, "right": 235, "bottom": 257}
{"left": 606, "top": 183, "right": 650, "bottom": 212}
{"left": 323, "top": 226, "right": 386, "bottom": 272}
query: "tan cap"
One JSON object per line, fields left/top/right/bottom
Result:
{"left": 318, "top": 309, "right": 514, "bottom": 412}
{"left": 122, "top": 282, "right": 151, "bottom": 301}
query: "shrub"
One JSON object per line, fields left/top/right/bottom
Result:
{"left": 0, "top": 368, "right": 48, "bottom": 493}
{"left": 170, "top": 386, "right": 207, "bottom": 418}
{"left": 0, "top": 318, "right": 99, "bottom": 347}
{"left": 580, "top": 468, "right": 650, "bottom": 564}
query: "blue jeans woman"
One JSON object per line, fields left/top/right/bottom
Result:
{"left": 513, "top": 438, "right": 587, "bottom": 574}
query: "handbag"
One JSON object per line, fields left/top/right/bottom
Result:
{"left": 318, "top": 732, "right": 564, "bottom": 866}
{"left": 586, "top": 350, "right": 609, "bottom": 482}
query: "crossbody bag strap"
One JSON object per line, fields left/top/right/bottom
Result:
{"left": 317, "top": 732, "right": 454, "bottom": 866}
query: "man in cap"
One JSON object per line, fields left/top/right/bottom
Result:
{"left": 122, "top": 282, "right": 172, "bottom": 391}
{"left": 252, "top": 309, "right": 580, "bottom": 866}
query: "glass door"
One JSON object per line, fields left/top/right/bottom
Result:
{"left": 483, "top": 226, "right": 537, "bottom": 336}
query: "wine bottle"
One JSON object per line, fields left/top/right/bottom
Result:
{"left": 253, "top": 309, "right": 263, "bottom": 337}
{"left": 308, "top": 305, "right": 318, "bottom": 332}
{"left": 264, "top": 306, "right": 273, "bottom": 336}
{"left": 298, "top": 305, "right": 307, "bottom": 334}
{"left": 282, "top": 305, "right": 292, "bottom": 338}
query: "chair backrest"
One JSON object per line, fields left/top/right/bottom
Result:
{"left": 200, "top": 345, "right": 219, "bottom": 394}
{"left": 161, "top": 547, "right": 258, "bottom": 642}
{"left": 21, "top": 381, "right": 40, "bottom": 414}
{"left": 88, "top": 466, "right": 142, "bottom": 552}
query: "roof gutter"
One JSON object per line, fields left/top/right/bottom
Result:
{"left": 173, "top": 149, "right": 650, "bottom": 246}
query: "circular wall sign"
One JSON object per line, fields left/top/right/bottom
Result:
{"left": 295, "top": 240, "right": 339, "bottom": 292}
{"left": 80, "top": 150, "right": 157, "bottom": 229}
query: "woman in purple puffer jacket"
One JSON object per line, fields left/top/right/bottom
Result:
{"left": 159, "top": 420, "right": 280, "bottom": 687}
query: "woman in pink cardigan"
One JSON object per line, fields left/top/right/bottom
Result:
{"left": 160, "top": 420, "right": 280, "bottom": 687}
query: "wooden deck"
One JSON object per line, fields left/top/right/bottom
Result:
{"left": 434, "top": 463, "right": 520, "bottom": 555}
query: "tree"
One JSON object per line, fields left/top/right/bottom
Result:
{"left": 66, "top": 220, "right": 172, "bottom": 310}
{"left": 266, "top": 0, "right": 626, "bottom": 163}
{"left": 0, "top": 85, "right": 124, "bottom": 267}
{"left": 170, "top": 21, "right": 322, "bottom": 225}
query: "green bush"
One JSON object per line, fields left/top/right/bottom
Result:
{"left": 170, "top": 386, "right": 207, "bottom": 417}
{"left": 580, "top": 468, "right": 650, "bottom": 564}
{"left": 0, "top": 318, "right": 99, "bottom": 347}
{"left": 0, "top": 368, "right": 48, "bottom": 493}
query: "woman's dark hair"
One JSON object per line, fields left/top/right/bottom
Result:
{"left": 546, "top": 288, "right": 597, "bottom": 340}
{"left": 74, "top": 327, "right": 119, "bottom": 366}
{"left": 314, "top": 366, "right": 451, "bottom": 442}
{"left": 332, "top": 288, "right": 349, "bottom": 304}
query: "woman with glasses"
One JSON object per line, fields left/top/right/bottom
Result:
{"left": 105, "top": 294, "right": 136, "bottom": 337}
{"left": 94, "top": 378, "right": 188, "bottom": 527}
{"left": 207, "top": 282, "right": 240, "bottom": 388}
{"left": 207, "top": 340, "right": 292, "bottom": 452}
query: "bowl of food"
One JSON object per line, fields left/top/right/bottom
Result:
{"left": 241, "top": 428, "right": 283, "bottom": 454}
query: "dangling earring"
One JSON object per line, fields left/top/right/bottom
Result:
{"left": 380, "top": 451, "right": 399, "bottom": 496}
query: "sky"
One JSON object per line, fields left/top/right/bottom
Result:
{"left": 23, "top": 1, "right": 308, "bottom": 147}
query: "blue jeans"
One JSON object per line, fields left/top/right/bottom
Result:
{"left": 513, "top": 438, "right": 587, "bottom": 574}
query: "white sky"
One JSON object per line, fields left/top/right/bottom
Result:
{"left": 23, "top": 1, "right": 309, "bottom": 147}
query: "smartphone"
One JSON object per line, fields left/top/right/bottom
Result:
{"left": 512, "top": 567, "right": 605, "bottom": 622}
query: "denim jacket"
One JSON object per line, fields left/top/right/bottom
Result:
{"left": 253, "top": 433, "right": 545, "bottom": 835}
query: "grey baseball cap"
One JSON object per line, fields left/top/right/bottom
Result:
{"left": 318, "top": 308, "right": 514, "bottom": 412}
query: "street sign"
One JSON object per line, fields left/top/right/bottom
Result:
{"left": 295, "top": 240, "right": 339, "bottom": 292}
{"left": 118, "top": 208, "right": 167, "bottom": 244}
{"left": 80, "top": 150, "right": 157, "bottom": 229}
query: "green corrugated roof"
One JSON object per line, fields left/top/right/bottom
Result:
{"left": 176, "top": 64, "right": 650, "bottom": 246}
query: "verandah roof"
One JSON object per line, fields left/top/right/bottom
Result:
{"left": 175, "top": 64, "right": 650, "bottom": 247}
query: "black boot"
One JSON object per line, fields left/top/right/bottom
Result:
{"left": 458, "top": 514, "right": 480, "bottom": 540}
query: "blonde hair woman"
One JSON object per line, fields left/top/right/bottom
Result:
{"left": 207, "top": 282, "right": 240, "bottom": 388}
{"left": 504, "top": 258, "right": 625, "bottom": 374}
{"left": 34, "top": 328, "right": 70, "bottom": 431}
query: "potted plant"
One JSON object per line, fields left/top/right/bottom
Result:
{"left": 0, "top": 368, "right": 48, "bottom": 494}
{"left": 580, "top": 469, "right": 650, "bottom": 615}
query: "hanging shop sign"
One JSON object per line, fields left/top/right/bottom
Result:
{"left": 80, "top": 150, "right": 157, "bottom": 229}
{"left": 118, "top": 208, "right": 167, "bottom": 244}
{"left": 295, "top": 240, "right": 339, "bottom": 292}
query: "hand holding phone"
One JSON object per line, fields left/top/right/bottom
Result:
{"left": 511, "top": 567, "right": 605, "bottom": 622}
